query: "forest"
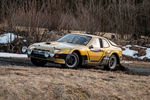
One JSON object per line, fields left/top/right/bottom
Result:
{"left": 0, "top": 0, "right": 150, "bottom": 36}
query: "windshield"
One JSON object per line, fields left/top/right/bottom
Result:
{"left": 57, "top": 34, "right": 92, "bottom": 45}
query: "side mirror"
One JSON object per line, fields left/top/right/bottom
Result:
{"left": 89, "top": 45, "right": 93, "bottom": 49}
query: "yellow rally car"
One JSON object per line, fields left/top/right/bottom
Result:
{"left": 22, "top": 33, "right": 122, "bottom": 70}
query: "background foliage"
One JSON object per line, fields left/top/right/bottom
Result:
{"left": 0, "top": 0, "right": 150, "bottom": 36}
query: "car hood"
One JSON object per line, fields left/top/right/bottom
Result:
{"left": 30, "top": 41, "right": 84, "bottom": 50}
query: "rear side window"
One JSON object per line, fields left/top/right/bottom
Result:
{"left": 90, "top": 38, "right": 100, "bottom": 49}
{"left": 102, "top": 39, "right": 109, "bottom": 48}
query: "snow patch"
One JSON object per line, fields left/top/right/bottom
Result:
{"left": 122, "top": 45, "right": 150, "bottom": 59}
{"left": 121, "top": 61, "right": 133, "bottom": 64}
{"left": 134, "top": 45, "right": 146, "bottom": 48}
{"left": 23, "top": 40, "right": 27, "bottom": 42}
{"left": 145, "top": 48, "right": 150, "bottom": 59}
{"left": 123, "top": 48, "right": 138, "bottom": 57}
{"left": 0, "top": 52, "right": 27, "bottom": 58}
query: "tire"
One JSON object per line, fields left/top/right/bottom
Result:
{"left": 107, "top": 55, "right": 118, "bottom": 71}
{"left": 31, "top": 58, "right": 47, "bottom": 66}
{"left": 61, "top": 64, "right": 66, "bottom": 68}
{"left": 65, "top": 52, "right": 79, "bottom": 68}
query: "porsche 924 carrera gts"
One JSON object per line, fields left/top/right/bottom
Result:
{"left": 22, "top": 33, "right": 122, "bottom": 70}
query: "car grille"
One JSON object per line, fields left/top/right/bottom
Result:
{"left": 31, "top": 49, "right": 48, "bottom": 59}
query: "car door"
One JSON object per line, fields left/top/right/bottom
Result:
{"left": 88, "top": 38, "right": 104, "bottom": 62}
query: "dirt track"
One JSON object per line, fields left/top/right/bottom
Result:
{"left": 0, "top": 58, "right": 150, "bottom": 100}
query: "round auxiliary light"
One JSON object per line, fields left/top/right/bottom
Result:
{"left": 44, "top": 51, "right": 50, "bottom": 58}
{"left": 22, "top": 46, "right": 27, "bottom": 53}
{"left": 50, "top": 50, "right": 55, "bottom": 57}
{"left": 27, "top": 49, "right": 32, "bottom": 55}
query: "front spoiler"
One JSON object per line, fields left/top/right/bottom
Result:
{"left": 28, "top": 54, "right": 66, "bottom": 64}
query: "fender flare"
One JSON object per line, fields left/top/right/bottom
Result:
{"left": 100, "top": 51, "right": 120, "bottom": 66}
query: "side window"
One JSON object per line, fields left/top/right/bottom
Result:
{"left": 102, "top": 39, "right": 109, "bottom": 48}
{"left": 90, "top": 38, "right": 100, "bottom": 49}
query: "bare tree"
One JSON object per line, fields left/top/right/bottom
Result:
{"left": 0, "top": 0, "right": 149, "bottom": 37}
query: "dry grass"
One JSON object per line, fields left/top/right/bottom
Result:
{"left": 0, "top": 64, "right": 150, "bottom": 100}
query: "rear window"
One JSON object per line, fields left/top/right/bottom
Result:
{"left": 109, "top": 40, "right": 117, "bottom": 46}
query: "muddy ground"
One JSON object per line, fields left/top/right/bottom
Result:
{"left": 0, "top": 58, "right": 150, "bottom": 100}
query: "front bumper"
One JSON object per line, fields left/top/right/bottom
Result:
{"left": 28, "top": 51, "right": 67, "bottom": 64}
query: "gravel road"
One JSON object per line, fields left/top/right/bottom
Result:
{"left": 0, "top": 58, "right": 150, "bottom": 76}
{"left": 0, "top": 58, "right": 150, "bottom": 100}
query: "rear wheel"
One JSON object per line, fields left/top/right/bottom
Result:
{"left": 31, "top": 58, "right": 47, "bottom": 66}
{"left": 104, "top": 55, "right": 118, "bottom": 71}
{"left": 108, "top": 55, "right": 117, "bottom": 70}
{"left": 64, "top": 52, "right": 79, "bottom": 68}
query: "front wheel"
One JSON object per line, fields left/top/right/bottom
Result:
{"left": 31, "top": 58, "right": 47, "bottom": 66}
{"left": 64, "top": 52, "right": 79, "bottom": 68}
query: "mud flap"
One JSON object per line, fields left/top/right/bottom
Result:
{"left": 100, "top": 56, "right": 110, "bottom": 66}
